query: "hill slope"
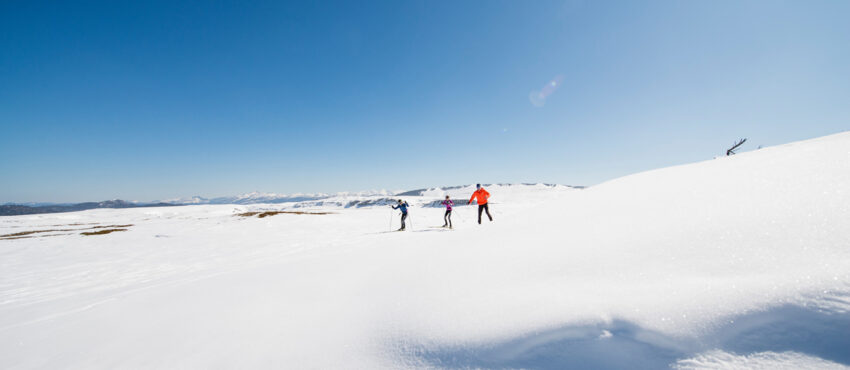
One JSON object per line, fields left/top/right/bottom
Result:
{"left": 1, "top": 133, "right": 849, "bottom": 368}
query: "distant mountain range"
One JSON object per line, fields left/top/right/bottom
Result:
{"left": 0, "top": 200, "right": 177, "bottom": 216}
{"left": 158, "top": 192, "right": 331, "bottom": 205}
{"left": 158, "top": 190, "right": 395, "bottom": 205}
{"left": 395, "top": 183, "right": 582, "bottom": 196}
{"left": 1, "top": 184, "right": 581, "bottom": 216}
{"left": 0, "top": 193, "right": 381, "bottom": 216}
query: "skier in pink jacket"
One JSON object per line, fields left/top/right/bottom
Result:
{"left": 441, "top": 195, "right": 453, "bottom": 229}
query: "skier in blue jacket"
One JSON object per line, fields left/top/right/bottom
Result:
{"left": 392, "top": 199, "right": 410, "bottom": 231}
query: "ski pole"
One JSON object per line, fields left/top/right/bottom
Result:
{"left": 388, "top": 208, "right": 393, "bottom": 231}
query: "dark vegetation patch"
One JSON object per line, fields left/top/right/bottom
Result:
{"left": 81, "top": 228, "right": 128, "bottom": 236}
{"left": 2, "top": 235, "right": 36, "bottom": 240}
{"left": 1, "top": 233, "right": 75, "bottom": 240}
{"left": 236, "top": 211, "right": 334, "bottom": 218}
{"left": 1, "top": 229, "right": 75, "bottom": 238}
{"left": 1, "top": 224, "right": 134, "bottom": 240}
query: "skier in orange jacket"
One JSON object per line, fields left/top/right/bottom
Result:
{"left": 468, "top": 183, "right": 493, "bottom": 224}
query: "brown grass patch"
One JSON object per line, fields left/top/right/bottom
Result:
{"left": 0, "top": 235, "right": 36, "bottom": 240}
{"left": 1, "top": 229, "right": 74, "bottom": 238}
{"left": 1, "top": 224, "right": 134, "bottom": 239}
{"left": 236, "top": 211, "right": 334, "bottom": 218}
{"left": 81, "top": 228, "right": 128, "bottom": 236}
{"left": 1, "top": 233, "right": 75, "bottom": 240}
{"left": 0, "top": 231, "right": 76, "bottom": 240}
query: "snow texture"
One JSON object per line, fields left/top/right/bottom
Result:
{"left": 2, "top": 132, "right": 850, "bottom": 369}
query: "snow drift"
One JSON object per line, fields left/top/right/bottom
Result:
{"left": 2, "top": 133, "right": 850, "bottom": 369}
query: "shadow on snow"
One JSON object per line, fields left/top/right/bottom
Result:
{"left": 404, "top": 303, "right": 850, "bottom": 369}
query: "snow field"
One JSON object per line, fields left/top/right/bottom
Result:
{"left": 2, "top": 133, "right": 850, "bottom": 368}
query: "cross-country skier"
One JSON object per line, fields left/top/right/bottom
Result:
{"left": 441, "top": 195, "right": 453, "bottom": 228}
{"left": 392, "top": 199, "right": 410, "bottom": 231}
{"left": 468, "top": 184, "right": 493, "bottom": 224}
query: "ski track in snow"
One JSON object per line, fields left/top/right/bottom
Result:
{"left": 2, "top": 133, "right": 850, "bottom": 368}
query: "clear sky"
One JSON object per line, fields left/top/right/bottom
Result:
{"left": 1, "top": 0, "right": 849, "bottom": 203}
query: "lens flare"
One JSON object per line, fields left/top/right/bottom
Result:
{"left": 529, "top": 74, "right": 565, "bottom": 107}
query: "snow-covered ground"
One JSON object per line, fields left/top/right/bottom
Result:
{"left": 2, "top": 133, "right": 850, "bottom": 369}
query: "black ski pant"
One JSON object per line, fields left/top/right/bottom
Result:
{"left": 478, "top": 204, "right": 492, "bottom": 224}
{"left": 400, "top": 212, "right": 408, "bottom": 230}
{"left": 444, "top": 210, "right": 452, "bottom": 228}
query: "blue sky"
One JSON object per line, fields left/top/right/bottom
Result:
{"left": 1, "top": 0, "right": 848, "bottom": 203}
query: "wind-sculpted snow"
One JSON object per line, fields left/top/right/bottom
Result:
{"left": 2, "top": 133, "right": 850, "bottom": 368}
{"left": 675, "top": 350, "right": 850, "bottom": 369}
{"left": 411, "top": 298, "right": 850, "bottom": 369}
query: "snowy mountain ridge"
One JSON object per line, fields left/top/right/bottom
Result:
{"left": 159, "top": 184, "right": 572, "bottom": 206}
{"left": 1, "top": 185, "right": 570, "bottom": 216}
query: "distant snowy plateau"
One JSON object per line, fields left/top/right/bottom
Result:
{"left": 2, "top": 133, "right": 850, "bottom": 369}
